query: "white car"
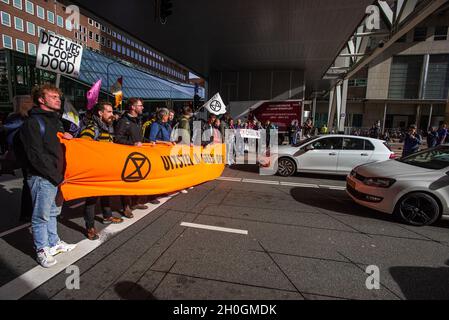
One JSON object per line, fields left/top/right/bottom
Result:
{"left": 346, "top": 145, "right": 449, "bottom": 226}
{"left": 268, "top": 135, "right": 395, "bottom": 177}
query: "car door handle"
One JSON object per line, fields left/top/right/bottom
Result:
{"left": 329, "top": 153, "right": 337, "bottom": 156}
{"left": 361, "top": 153, "right": 369, "bottom": 156}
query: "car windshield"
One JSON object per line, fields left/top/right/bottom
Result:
{"left": 397, "top": 146, "right": 449, "bottom": 170}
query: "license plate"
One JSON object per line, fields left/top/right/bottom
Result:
{"left": 347, "top": 178, "right": 356, "bottom": 190}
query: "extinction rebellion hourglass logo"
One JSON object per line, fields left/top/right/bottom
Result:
{"left": 121, "top": 153, "right": 151, "bottom": 182}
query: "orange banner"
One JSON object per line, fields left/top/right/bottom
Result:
{"left": 59, "top": 135, "right": 225, "bottom": 201}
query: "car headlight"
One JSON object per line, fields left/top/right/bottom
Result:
{"left": 363, "top": 178, "right": 396, "bottom": 188}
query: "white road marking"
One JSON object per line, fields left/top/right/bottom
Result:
{"left": 242, "top": 179, "right": 279, "bottom": 185}
{"left": 0, "top": 196, "right": 172, "bottom": 300}
{"left": 217, "top": 177, "right": 243, "bottom": 182}
{"left": 279, "top": 182, "right": 319, "bottom": 188}
{"left": 319, "top": 185, "right": 346, "bottom": 190}
{"left": 180, "top": 222, "right": 248, "bottom": 235}
{"left": 0, "top": 223, "right": 31, "bottom": 238}
{"left": 219, "top": 176, "right": 345, "bottom": 190}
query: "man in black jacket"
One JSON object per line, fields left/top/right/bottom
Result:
{"left": 19, "top": 84, "right": 76, "bottom": 268}
{"left": 114, "top": 98, "right": 150, "bottom": 216}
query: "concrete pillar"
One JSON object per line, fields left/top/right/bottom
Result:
{"left": 416, "top": 104, "right": 421, "bottom": 129}
{"left": 327, "top": 87, "right": 336, "bottom": 130}
{"left": 427, "top": 104, "right": 433, "bottom": 130}
{"left": 382, "top": 103, "right": 388, "bottom": 134}
{"left": 312, "top": 96, "right": 317, "bottom": 126}
{"left": 337, "top": 79, "right": 348, "bottom": 133}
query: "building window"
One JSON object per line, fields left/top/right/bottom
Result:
{"left": 121, "top": 46, "right": 125, "bottom": 54}
{"left": 413, "top": 27, "right": 427, "bottom": 42}
{"left": 36, "top": 5, "right": 44, "bottom": 19}
{"left": 37, "top": 26, "right": 44, "bottom": 37}
{"left": 14, "top": 17, "right": 23, "bottom": 31}
{"left": 117, "top": 34, "right": 121, "bottom": 41}
{"left": 88, "top": 18, "right": 93, "bottom": 25}
{"left": 16, "top": 38, "right": 25, "bottom": 52}
{"left": 57, "top": 15, "right": 63, "bottom": 27}
{"left": 389, "top": 55, "right": 423, "bottom": 99}
{"left": 88, "top": 31, "right": 93, "bottom": 39}
{"left": 348, "top": 79, "right": 367, "bottom": 87}
{"left": 47, "top": 11, "right": 54, "bottom": 24}
{"left": 112, "top": 41, "right": 116, "bottom": 51}
{"left": 100, "top": 36, "right": 105, "bottom": 46}
{"left": 126, "top": 48, "right": 130, "bottom": 56}
{"left": 83, "top": 35, "right": 86, "bottom": 42}
{"left": 28, "top": 42, "right": 36, "bottom": 55}
{"left": 112, "top": 31, "right": 116, "bottom": 37}
{"left": 1, "top": 11, "right": 11, "bottom": 27}
{"left": 2, "top": 34, "right": 13, "bottom": 49}
{"left": 95, "top": 22, "right": 100, "bottom": 29}
{"left": 13, "top": 0, "right": 22, "bottom": 10}
{"left": 434, "top": 26, "right": 448, "bottom": 41}
{"left": 101, "top": 25, "right": 106, "bottom": 32}
{"left": 26, "top": 21, "right": 35, "bottom": 35}
{"left": 107, "top": 39, "right": 111, "bottom": 48}
{"left": 95, "top": 34, "right": 99, "bottom": 43}
{"left": 424, "top": 54, "right": 449, "bottom": 100}
{"left": 25, "top": 0, "right": 34, "bottom": 14}
{"left": 107, "top": 28, "right": 111, "bottom": 35}
{"left": 1, "top": 0, "right": 10, "bottom": 4}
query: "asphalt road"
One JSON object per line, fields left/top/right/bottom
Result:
{"left": 0, "top": 166, "right": 448, "bottom": 300}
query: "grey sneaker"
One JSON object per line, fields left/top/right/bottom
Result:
{"left": 37, "top": 247, "right": 57, "bottom": 268}
{"left": 49, "top": 240, "right": 76, "bottom": 256}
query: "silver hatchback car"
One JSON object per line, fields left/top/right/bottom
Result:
{"left": 346, "top": 145, "right": 449, "bottom": 226}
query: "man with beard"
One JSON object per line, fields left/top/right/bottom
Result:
{"left": 80, "top": 101, "right": 124, "bottom": 240}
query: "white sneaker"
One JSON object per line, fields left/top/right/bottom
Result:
{"left": 180, "top": 189, "right": 188, "bottom": 194}
{"left": 49, "top": 240, "right": 77, "bottom": 256}
{"left": 37, "top": 247, "right": 57, "bottom": 268}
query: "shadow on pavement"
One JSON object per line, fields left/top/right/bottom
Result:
{"left": 389, "top": 260, "right": 449, "bottom": 299}
{"left": 0, "top": 182, "right": 22, "bottom": 233}
{"left": 115, "top": 281, "right": 157, "bottom": 300}
{"left": 290, "top": 187, "right": 397, "bottom": 223}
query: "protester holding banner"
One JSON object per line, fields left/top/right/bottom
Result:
{"left": 114, "top": 98, "right": 150, "bottom": 216}
{"left": 177, "top": 106, "right": 193, "bottom": 144}
{"left": 148, "top": 108, "right": 173, "bottom": 144}
{"left": 79, "top": 101, "right": 124, "bottom": 240}
{"left": 19, "top": 84, "right": 76, "bottom": 268}
{"left": 213, "top": 118, "right": 223, "bottom": 144}
{"left": 202, "top": 114, "right": 217, "bottom": 146}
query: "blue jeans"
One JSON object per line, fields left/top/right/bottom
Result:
{"left": 27, "top": 175, "right": 61, "bottom": 251}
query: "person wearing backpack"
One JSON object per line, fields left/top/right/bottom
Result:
{"left": 1, "top": 101, "right": 34, "bottom": 221}
{"left": 79, "top": 101, "right": 124, "bottom": 240}
{"left": 19, "top": 84, "right": 76, "bottom": 268}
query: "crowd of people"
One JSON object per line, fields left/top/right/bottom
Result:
{"left": 1, "top": 83, "right": 449, "bottom": 268}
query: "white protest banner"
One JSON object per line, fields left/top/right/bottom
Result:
{"left": 203, "top": 92, "right": 227, "bottom": 116}
{"left": 36, "top": 31, "right": 83, "bottom": 78}
{"left": 239, "top": 129, "right": 261, "bottom": 139}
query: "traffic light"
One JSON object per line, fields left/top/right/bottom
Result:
{"left": 160, "top": 0, "right": 173, "bottom": 23}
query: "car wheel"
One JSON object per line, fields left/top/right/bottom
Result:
{"left": 277, "top": 158, "right": 296, "bottom": 177}
{"left": 395, "top": 192, "right": 441, "bottom": 226}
